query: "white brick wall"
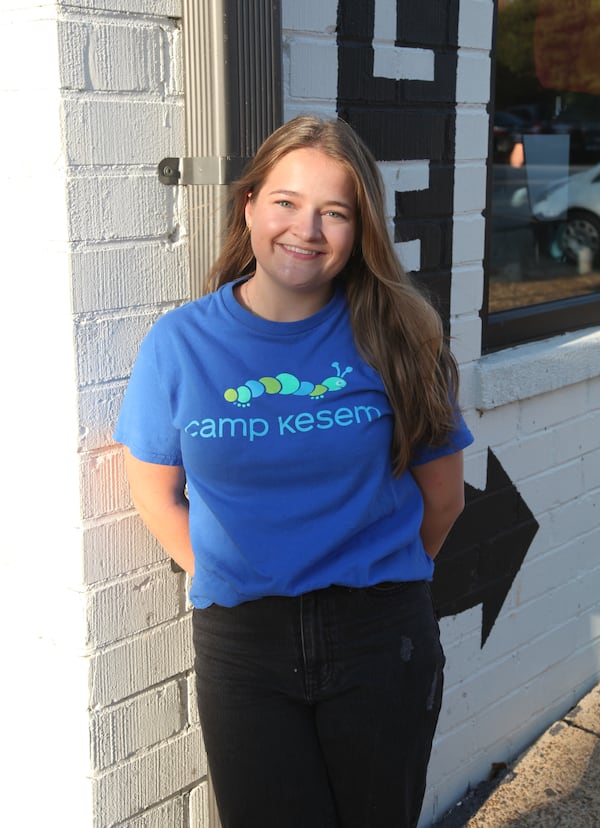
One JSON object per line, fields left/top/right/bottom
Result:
{"left": 64, "top": 1, "right": 206, "bottom": 824}
{"left": 4, "top": 1, "right": 598, "bottom": 826}
{"left": 1, "top": 1, "right": 206, "bottom": 826}
{"left": 281, "top": 3, "right": 600, "bottom": 827}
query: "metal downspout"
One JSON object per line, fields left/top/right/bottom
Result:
{"left": 178, "top": 3, "right": 283, "bottom": 825}
{"left": 180, "top": 0, "right": 283, "bottom": 299}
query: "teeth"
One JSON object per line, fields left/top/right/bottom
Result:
{"left": 283, "top": 244, "right": 318, "bottom": 256}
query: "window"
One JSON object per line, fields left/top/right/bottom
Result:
{"left": 485, "top": 0, "right": 600, "bottom": 350}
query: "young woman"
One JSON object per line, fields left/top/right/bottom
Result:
{"left": 115, "top": 115, "right": 473, "bottom": 828}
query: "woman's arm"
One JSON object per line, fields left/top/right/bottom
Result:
{"left": 123, "top": 448, "right": 195, "bottom": 575}
{"left": 410, "top": 451, "right": 466, "bottom": 559}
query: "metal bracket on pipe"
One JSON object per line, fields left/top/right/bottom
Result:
{"left": 158, "top": 156, "right": 249, "bottom": 186}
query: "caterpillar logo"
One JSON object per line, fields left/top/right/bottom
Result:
{"left": 224, "top": 362, "right": 353, "bottom": 408}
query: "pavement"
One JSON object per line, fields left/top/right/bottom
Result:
{"left": 434, "top": 681, "right": 600, "bottom": 827}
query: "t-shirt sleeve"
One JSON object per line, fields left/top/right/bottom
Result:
{"left": 409, "top": 410, "right": 474, "bottom": 467}
{"left": 113, "top": 326, "right": 183, "bottom": 466}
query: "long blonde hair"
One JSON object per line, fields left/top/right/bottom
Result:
{"left": 207, "top": 115, "right": 459, "bottom": 476}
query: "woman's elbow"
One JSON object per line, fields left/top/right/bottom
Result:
{"left": 449, "top": 487, "right": 466, "bottom": 523}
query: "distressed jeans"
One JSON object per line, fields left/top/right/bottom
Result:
{"left": 193, "top": 580, "right": 445, "bottom": 828}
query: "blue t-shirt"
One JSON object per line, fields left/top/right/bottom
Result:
{"left": 114, "top": 280, "right": 473, "bottom": 607}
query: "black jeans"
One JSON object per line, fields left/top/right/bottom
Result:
{"left": 193, "top": 581, "right": 444, "bottom": 828}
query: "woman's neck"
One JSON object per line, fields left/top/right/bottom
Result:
{"left": 237, "top": 276, "right": 334, "bottom": 322}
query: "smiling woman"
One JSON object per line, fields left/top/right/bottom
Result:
{"left": 114, "top": 115, "right": 473, "bottom": 828}
{"left": 241, "top": 147, "right": 357, "bottom": 320}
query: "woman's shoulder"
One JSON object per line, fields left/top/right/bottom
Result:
{"left": 150, "top": 286, "right": 230, "bottom": 337}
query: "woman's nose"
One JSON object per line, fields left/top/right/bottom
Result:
{"left": 293, "top": 209, "right": 322, "bottom": 240}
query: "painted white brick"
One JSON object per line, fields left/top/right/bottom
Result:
{"left": 90, "top": 617, "right": 193, "bottom": 707}
{"left": 518, "top": 536, "right": 586, "bottom": 606}
{"left": 87, "top": 566, "right": 183, "bottom": 647}
{"left": 121, "top": 795, "right": 187, "bottom": 827}
{"left": 441, "top": 621, "right": 484, "bottom": 691}
{"left": 82, "top": 514, "right": 168, "bottom": 585}
{"left": 396, "top": 239, "right": 421, "bottom": 273}
{"left": 552, "top": 412, "right": 600, "bottom": 465}
{"left": 462, "top": 445, "right": 489, "bottom": 491}
{"left": 189, "top": 781, "right": 211, "bottom": 828}
{"left": 518, "top": 458, "right": 585, "bottom": 517}
{"left": 450, "top": 313, "right": 482, "bottom": 365}
{"left": 425, "top": 722, "right": 485, "bottom": 820}
{"left": 68, "top": 0, "right": 181, "bottom": 15}
{"left": 186, "top": 673, "right": 200, "bottom": 727}
{"left": 573, "top": 524, "right": 600, "bottom": 577}
{"left": 79, "top": 382, "right": 125, "bottom": 451}
{"left": 455, "top": 107, "right": 490, "bottom": 161}
{"left": 71, "top": 242, "right": 188, "bottom": 314}
{"left": 497, "top": 626, "right": 583, "bottom": 718}
{"left": 374, "top": 45, "right": 434, "bottom": 82}
{"left": 93, "top": 727, "right": 205, "bottom": 826}
{"left": 284, "top": 100, "right": 338, "bottom": 120}
{"left": 450, "top": 264, "right": 484, "bottom": 316}
{"left": 469, "top": 689, "right": 537, "bottom": 759}
{"left": 457, "top": 359, "right": 480, "bottom": 410}
{"left": 58, "top": 18, "right": 175, "bottom": 93}
{"left": 588, "top": 375, "right": 600, "bottom": 408}
{"left": 582, "top": 447, "right": 600, "bottom": 491}
{"left": 440, "top": 601, "right": 482, "bottom": 647}
{"left": 454, "top": 162, "right": 487, "bottom": 214}
{"left": 574, "top": 525, "right": 600, "bottom": 574}
{"left": 456, "top": 50, "right": 490, "bottom": 104}
{"left": 91, "top": 681, "right": 185, "bottom": 771}
{"left": 288, "top": 39, "right": 337, "bottom": 100}
{"left": 80, "top": 448, "right": 131, "bottom": 520}
{"left": 283, "top": 0, "right": 337, "bottom": 33}
{"left": 67, "top": 173, "right": 176, "bottom": 242}
{"left": 458, "top": 0, "right": 494, "bottom": 50}
{"left": 550, "top": 493, "right": 600, "bottom": 549}
{"left": 64, "top": 99, "right": 184, "bottom": 165}
{"left": 439, "top": 652, "right": 520, "bottom": 737}
{"left": 76, "top": 310, "right": 161, "bottom": 387}
{"left": 380, "top": 162, "right": 430, "bottom": 222}
{"left": 494, "top": 431, "right": 558, "bottom": 483}
{"left": 494, "top": 581, "right": 587, "bottom": 663}
{"left": 518, "top": 381, "right": 588, "bottom": 434}
{"left": 453, "top": 213, "right": 486, "bottom": 266}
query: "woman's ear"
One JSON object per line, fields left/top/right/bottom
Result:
{"left": 244, "top": 192, "right": 253, "bottom": 230}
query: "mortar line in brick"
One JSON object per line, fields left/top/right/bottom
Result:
{"left": 58, "top": 6, "right": 180, "bottom": 27}
{"left": 61, "top": 89, "right": 184, "bottom": 103}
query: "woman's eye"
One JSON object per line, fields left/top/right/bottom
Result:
{"left": 277, "top": 200, "right": 293, "bottom": 208}
{"left": 325, "top": 210, "right": 346, "bottom": 220}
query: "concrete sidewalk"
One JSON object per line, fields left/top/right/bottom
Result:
{"left": 435, "top": 682, "right": 600, "bottom": 827}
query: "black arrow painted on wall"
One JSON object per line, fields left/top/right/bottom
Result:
{"left": 431, "top": 448, "right": 539, "bottom": 648}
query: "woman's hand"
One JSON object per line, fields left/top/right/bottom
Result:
{"left": 123, "top": 448, "right": 195, "bottom": 575}
{"left": 411, "top": 452, "right": 465, "bottom": 559}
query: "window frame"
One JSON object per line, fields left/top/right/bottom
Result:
{"left": 482, "top": 0, "right": 600, "bottom": 353}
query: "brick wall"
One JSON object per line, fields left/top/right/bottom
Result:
{"left": 64, "top": 1, "right": 212, "bottom": 824}
{"left": 4, "top": 1, "right": 598, "bottom": 826}
{"left": 283, "top": 1, "right": 600, "bottom": 826}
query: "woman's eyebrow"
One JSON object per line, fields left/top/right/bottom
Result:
{"left": 268, "top": 188, "right": 354, "bottom": 210}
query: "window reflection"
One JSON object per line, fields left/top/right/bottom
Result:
{"left": 490, "top": 0, "right": 600, "bottom": 314}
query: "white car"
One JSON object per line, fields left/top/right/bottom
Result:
{"left": 531, "top": 163, "right": 600, "bottom": 262}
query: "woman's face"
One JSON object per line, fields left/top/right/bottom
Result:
{"left": 245, "top": 147, "right": 357, "bottom": 303}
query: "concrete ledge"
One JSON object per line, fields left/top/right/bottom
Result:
{"left": 476, "top": 328, "right": 600, "bottom": 411}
